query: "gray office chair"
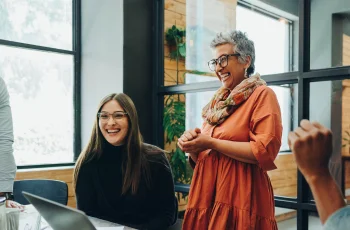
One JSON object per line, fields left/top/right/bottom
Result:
{"left": 13, "top": 179, "right": 68, "bottom": 205}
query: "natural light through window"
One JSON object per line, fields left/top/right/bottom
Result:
{"left": 0, "top": 0, "right": 75, "bottom": 166}
{"left": 0, "top": 45, "right": 74, "bottom": 165}
{"left": 236, "top": 5, "right": 290, "bottom": 75}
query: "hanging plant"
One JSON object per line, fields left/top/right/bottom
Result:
{"left": 165, "top": 25, "right": 186, "bottom": 60}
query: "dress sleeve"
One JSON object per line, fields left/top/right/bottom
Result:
{"left": 75, "top": 162, "right": 98, "bottom": 217}
{"left": 249, "top": 87, "right": 282, "bottom": 171}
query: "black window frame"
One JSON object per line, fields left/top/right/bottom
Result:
{"left": 0, "top": 0, "right": 81, "bottom": 169}
{"left": 153, "top": 0, "right": 350, "bottom": 229}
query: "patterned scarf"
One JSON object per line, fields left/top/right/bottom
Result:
{"left": 202, "top": 73, "right": 266, "bottom": 125}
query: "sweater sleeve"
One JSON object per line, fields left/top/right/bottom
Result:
{"left": 249, "top": 86, "right": 283, "bottom": 171}
{"left": 323, "top": 206, "right": 350, "bottom": 230}
{"left": 0, "top": 78, "right": 16, "bottom": 193}
{"left": 75, "top": 162, "right": 98, "bottom": 217}
{"left": 143, "top": 154, "right": 177, "bottom": 230}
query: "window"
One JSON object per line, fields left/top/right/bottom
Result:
{"left": 236, "top": 3, "right": 295, "bottom": 74}
{"left": 163, "top": 0, "right": 297, "bottom": 87}
{"left": 310, "top": 0, "right": 350, "bottom": 69}
{"left": 0, "top": 0, "right": 80, "bottom": 166}
{"left": 153, "top": 0, "right": 350, "bottom": 229}
{"left": 269, "top": 84, "right": 296, "bottom": 152}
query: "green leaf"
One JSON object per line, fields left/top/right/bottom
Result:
{"left": 178, "top": 44, "right": 186, "bottom": 57}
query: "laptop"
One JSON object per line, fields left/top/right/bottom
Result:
{"left": 22, "top": 191, "right": 97, "bottom": 230}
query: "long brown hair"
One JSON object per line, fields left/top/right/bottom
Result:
{"left": 73, "top": 93, "right": 150, "bottom": 195}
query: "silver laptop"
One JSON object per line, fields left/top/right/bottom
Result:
{"left": 22, "top": 191, "right": 97, "bottom": 230}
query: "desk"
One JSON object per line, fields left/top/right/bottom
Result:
{"left": 18, "top": 205, "right": 135, "bottom": 230}
{"left": 17, "top": 205, "right": 182, "bottom": 230}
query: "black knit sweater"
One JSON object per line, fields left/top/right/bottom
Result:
{"left": 75, "top": 143, "right": 177, "bottom": 230}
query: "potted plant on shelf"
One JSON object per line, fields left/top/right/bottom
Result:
{"left": 165, "top": 25, "right": 186, "bottom": 84}
{"left": 342, "top": 130, "right": 350, "bottom": 155}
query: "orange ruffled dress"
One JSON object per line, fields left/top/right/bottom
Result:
{"left": 182, "top": 86, "right": 283, "bottom": 230}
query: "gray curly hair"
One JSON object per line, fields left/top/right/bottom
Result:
{"left": 210, "top": 30, "right": 255, "bottom": 76}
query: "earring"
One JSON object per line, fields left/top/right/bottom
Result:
{"left": 244, "top": 68, "right": 248, "bottom": 78}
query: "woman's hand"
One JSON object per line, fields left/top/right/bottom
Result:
{"left": 178, "top": 133, "right": 212, "bottom": 154}
{"left": 177, "top": 128, "right": 204, "bottom": 162}
{"left": 177, "top": 128, "right": 202, "bottom": 153}
{"left": 179, "top": 128, "right": 201, "bottom": 142}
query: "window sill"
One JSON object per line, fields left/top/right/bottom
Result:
{"left": 278, "top": 151, "right": 292, "bottom": 155}
{"left": 17, "top": 163, "right": 75, "bottom": 172}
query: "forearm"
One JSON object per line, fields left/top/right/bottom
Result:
{"left": 209, "top": 138, "right": 258, "bottom": 164}
{"left": 147, "top": 166, "right": 176, "bottom": 229}
{"left": 0, "top": 97, "right": 16, "bottom": 192}
{"left": 307, "top": 172, "right": 346, "bottom": 224}
{"left": 143, "top": 215, "right": 173, "bottom": 230}
{"left": 75, "top": 169, "right": 98, "bottom": 215}
{"left": 189, "top": 153, "right": 198, "bottom": 163}
{"left": 0, "top": 146, "right": 16, "bottom": 193}
{"left": 144, "top": 197, "right": 176, "bottom": 229}
{"left": 0, "top": 82, "right": 16, "bottom": 194}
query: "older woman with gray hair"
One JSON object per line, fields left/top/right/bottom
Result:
{"left": 178, "top": 30, "right": 282, "bottom": 229}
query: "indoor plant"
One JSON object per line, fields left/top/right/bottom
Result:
{"left": 342, "top": 130, "right": 350, "bottom": 155}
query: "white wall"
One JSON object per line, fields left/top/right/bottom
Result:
{"left": 81, "top": 0, "right": 123, "bottom": 148}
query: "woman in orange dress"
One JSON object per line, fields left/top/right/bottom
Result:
{"left": 178, "top": 30, "right": 282, "bottom": 230}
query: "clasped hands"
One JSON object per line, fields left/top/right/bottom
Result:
{"left": 177, "top": 128, "right": 212, "bottom": 156}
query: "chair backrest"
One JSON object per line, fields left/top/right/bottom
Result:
{"left": 13, "top": 179, "right": 68, "bottom": 205}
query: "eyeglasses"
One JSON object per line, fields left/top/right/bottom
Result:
{"left": 207, "top": 53, "right": 240, "bottom": 71}
{"left": 97, "top": 111, "right": 128, "bottom": 122}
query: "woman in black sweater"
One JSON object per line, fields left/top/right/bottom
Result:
{"left": 73, "top": 93, "right": 177, "bottom": 230}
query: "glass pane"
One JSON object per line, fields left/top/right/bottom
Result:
{"left": 268, "top": 84, "right": 298, "bottom": 198}
{"left": 185, "top": 91, "right": 216, "bottom": 130}
{"left": 309, "top": 212, "right": 323, "bottom": 230}
{"left": 276, "top": 207, "right": 297, "bottom": 229}
{"left": 0, "top": 45, "right": 74, "bottom": 165}
{"left": 341, "top": 80, "right": 350, "bottom": 204}
{"left": 309, "top": 80, "right": 348, "bottom": 199}
{"left": 236, "top": 3, "right": 299, "bottom": 75}
{"left": 268, "top": 153, "right": 297, "bottom": 198}
{"left": 0, "top": 0, "right": 72, "bottom": 50}
{"left": 269, "top": 84, "right": 298, "bottom": 152}
{"left": 310, "top": 0, "right": 350, "bottom": 69}
{"left": 163, "top": 0, "right": 299, "bottom": 86}
{"left": 163, "top": 94, "right": 193, "bottom": 184}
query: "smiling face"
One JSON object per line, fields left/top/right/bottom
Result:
{"left": 99, "top": 100, "right": 129, "bottom": 146}
{"left": 214, "top": 43, "right": 250, "bottom": 90}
